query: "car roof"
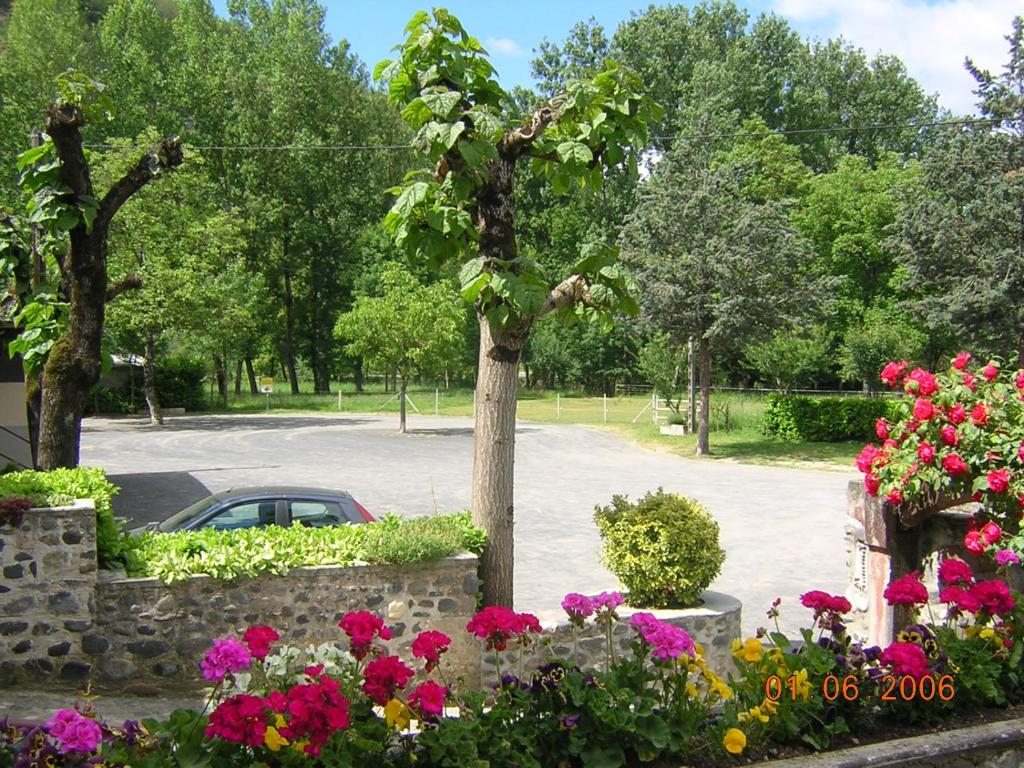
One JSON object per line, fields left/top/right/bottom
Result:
{"left": 212, "top": 486, "right": 353, "bottom": 499}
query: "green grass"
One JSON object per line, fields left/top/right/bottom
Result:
{"left": 205, "top": 385, "right": 860, "bottom": 470}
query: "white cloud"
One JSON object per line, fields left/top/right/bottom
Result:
{"left": 771, "top": 0, "right": 1017, "bottom": 114}
{"left": 485, "top": 37, "right": 527, "bottom": 57}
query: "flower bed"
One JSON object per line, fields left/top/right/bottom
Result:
{"left": 5, "top": 559, "right": 1024, "bottom": 767}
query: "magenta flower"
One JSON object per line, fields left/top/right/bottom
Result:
{"left": 995, "top": 549, "right": 1021, "bottom": 567}
{"left": 561, "top": 593, "right": 595, "bottom": 625}
{"left": 200, "top": 637, "right": 252, "bottom": 682}
{"left": 629, "top": 612, "right": 695, "bottom": 661}
{"left": 592, "top": 591, "right": 624, "bottom": 612}
{"left": 45, "top": 709, "right": 102, "bottom": 754}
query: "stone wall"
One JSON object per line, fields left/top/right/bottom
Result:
{"left": 480, "top": 591, "right": 741, "bottom": 686}
{"left": 0, "top": 503, "right": 481, "bottom": 690}
{"left": 0, "top": 502, "right": 97, "bottom": 683}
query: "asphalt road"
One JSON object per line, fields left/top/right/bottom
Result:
{"left": 81, "top": 412, "right": 857, "bottom": 636}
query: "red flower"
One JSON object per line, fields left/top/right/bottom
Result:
{"left": 917, "top": 443, "right": 936, "bottom": 464}
{"left": 938, "top": 557, "right": 974, "bottom": 585}
{"left": 411, "top": 630, "right": 451, "bottom": 673}
{"left": 947, "top": 403, "right": 967, "bottom": 425}
{"left": 875, "top": 418, "right": 890, "bottom": 440}
{"left": 940, "top": 586, "right": 981, "bottom": 615}
{"left": 339, "top": 611, "right": 392, "bottom": 660}
{"left": 881, "top": 360, "right": 909, "bottom": 387}
{"left": 864, "top": 473, "right": 881, "bottom": 497}
{"left": 242, "top": 625, "right": 279, "bottom": 661}
{"left": 362, "top": 655, "right": 414, "bottom": 706}
{"left": 971, "top": 403, "right": 989, "bottom": 427}
{"left": 981, "top": 362, "right": 1000, "bottom": 381}
{"left": 962, "top": 372, "right": 977, "bottom": 391}
{"left": 981, "top": 521, "right": 1003, "bottom": 544}
{"left": 940, "top": 425, "right": 959, "bottom": 446}
{"left": 1018, "top": 442, "right": 1024, "bottom": 463}
{"left": 883, "top": 572, "right": 929, "bottom": 606}
{"left": 856, "top": 444, "right": 882, "bottom": 473}
{"left": 264, "top": 691, "right": 287, "bottom": 712}
{"left": 1016, "top": 369, "right": 1024, "bottom": 390}
{"left": 964, "top": 530, "right": 985, "bottom": 554}
{"left": 408, "top": 680, "right": 448, "bottom": 719}
{"left": 942, "top": 453, "right": 968, "bottom": 476}
{"left": 881, "top": 642, "right": 930, "bottom": 679}
{"left": 987, "top": 470, "right": 1011, "bottom": 495}
{"left": 952, "top": 352, "right": 971, "bottom": 370}
{"left": 905, "top": 368, "right": 938, "bottom": 396}
{"left": 281, "top": 674, "right": 351, "bottom": 755}
{"left": 800, "top": 590, "right": 851, "bottom": 615}
{"left": 885, "top": 488, "right": 903, "bottom": 505}
{"left": 913, "top": 398, "right": 935, "bottom": 421}
{"left": 970, "top": 580, "right": 1015, "bottom": 616}
{"left": 205, "top": 694, "right": 267, "bottom": 746}
{"left": 466, "top": 606, "right": 540, "bottom": 651}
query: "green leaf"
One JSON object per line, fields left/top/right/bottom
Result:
{"left": 457, "top": 138, "right": 496, "bottom": 167}
{"left": 556, "top": 141, "right": 593, "bottom": 166}
{"left": 404, "top": 9, "right": 430, "bottom": 33}
{"left": 392, "top": 182, "right": 431, "bottom": 216}
{"left": 460, "top": 272, "right": 490, "bottom": 302}
{"left": 16, "top": 142, "right": 51, "bottom": 171}
{"left": 401, "top": 98, "right": 433, "bottom": 127}
{"left": 422, "top": 90, "right": 462, "bottom": 117}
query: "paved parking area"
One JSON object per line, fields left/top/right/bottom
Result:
{"left": 82, "top": 412, "right": 857, "bottom": 636}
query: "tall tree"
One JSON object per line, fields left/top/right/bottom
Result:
{"left": 378, "top": 9, "right": 657, "bottom": 606}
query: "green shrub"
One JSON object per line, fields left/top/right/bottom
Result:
{"left": 85, "top": 385, "right": 136, "bottom": 414}
{"left": 761, "top": 393, "right": 901, "bottom": 442}
{"left": 0, "top": 467, "right": 126, "bottom": 567}
{"left": 127, "top": 511, "right": 487, "bottom": 583}
{"left": 155, "top": 355, "right": 207, "bottom": 411}
{"left": 594, "top": 489, "right": 724, "bottom": 608}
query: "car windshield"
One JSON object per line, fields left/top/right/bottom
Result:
{"left": 158, "top": 496, "right": 222, "bottom": 532}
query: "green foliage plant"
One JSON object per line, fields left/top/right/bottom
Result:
{"left": 594, "top": 489, "right": 724, "bottom": 608}
{"left": 0, "top": 466, "right": 125, "bottom": 566}
{"left": 762, "top": 394, "right": 900, "bottom": 442}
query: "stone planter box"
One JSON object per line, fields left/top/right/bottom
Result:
{"left": 660, "top": 423, "right": 688, "bottom": 436}
{"left": 761, "top": 716, "right": 1024, "bottom": 766}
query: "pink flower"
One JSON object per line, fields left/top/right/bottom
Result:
{"left": 411, "top": 630, "right": 451, "bottom": 673}
{"left": 881, "top": 360, "right": 909, "bottom": 387}
{"left": 962, "top": 373, "right": 977, "bottom": 391}
{"left": 45, "top": 709, "right": 102, "bottom": 754}
{"left": 864, "top": 473, "right": 881, "bottom": 496}
{"left": 917, "top": 443, "right": 935, "bottom": 464}
{"left": 592, "top": 591, "right": 625, "bottom": 612}
{"left": 970, "top": 579, "right": 1015, "bottom": 616}
{"left": 913, "top": 398, "right": 935, "bottom": 421}
{"left": 905, "top": 368, "right": 938, "bottom": 396}
{"left": 1016, "top": 369, "right": 1024, "bottom": 390}
{"left": 952, "top": 352, "right": 971, "bottom": 370}
{"left": 885, "top": 488, "right": 904, "bottom": 505}
{"left": 971, "top": 403, "right": 989, "bottom": 427}
{"left": 987, "top": 470, "right": 1011, "bottom": 494}
{"left": 981, "top": 521, "right": 1003, "bottom": 544}
{"left": 856, "top": 444, "right": 883, "bottom": 473}
{"left": 964, "top": 530, "right": 986, "bottom": 554}
{"left": 875, "top": 418, "right": 890, "bottom": 440}
{"left": 800, "top": 590, "right": 851, "bottom": 615}
{"left": 1018, "top": 442, "right": 1024, "bottom": 463}
{"left": 883, "top": 572, "right": 929, "bottom": 607}
{"left": 561, "top": 592, "right": 595, "bottom": 625}
{"left": 242, "top": 625, "right": 279, "bottom": 661}
{"left": 938, "top": 557, "right": 974, "bottom": 585}
{"left": 940, "top": 586, "right": 982, "bottom": 615}
{"left": 942, "top": 453, "right": 968, "bottom": 476}
{"left": 982, "top": 362, "right": 1000, "bottom": 381}
{"left": 995, "top": 549, "right": 1021, "bottom": 567}
{"left": 881, "top": 642, "right": 930, "bottom": 679}
{"left": 940, "top": 425, "right": 959, "bottom": 446}
{"left": 629, "top": 612, "right": 696, "bottom": 661}
{"left": 947, "top": 403, "right": 967, "bottom": 425}
{"left": 408, "top": 680, "right": 448, "bottom": 719}
{"left": 205, "top": 694, "right": 266, "bottom": 746}
{"left": 339, "top": 611, "right": 392, "bottom": 660}
{"left": 200, "top": 637, "right": 252, "bottom": 682}
{"left": 362, "top": 655, "right": 414, "bottom": 706}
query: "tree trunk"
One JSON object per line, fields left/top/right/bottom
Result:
{"left": 1018, "top": 332, "right": 1024, "bottom": 369}
{"left": 282, "top": 268, "right": 300, "bottom": 395}
{"left": 399, "top": 377, "right": 408, "bottom": 433}
{"left": 245, "top": 357, "right": 258, "bottom": 395}
{"left": 142, "top": 330, "right": 163, "bottom": 425}
{"left": 472, "top": 314, "right": 521, "bottom": 608}
{"left": 213, "top": 354, "right": 228, "bottom": 409}
{"left": 696, "top": 335, "right": 711, "bottom": 456}
{"left": 234, "top": 359, "right": 243, "bottom": 396}
{"left": 25, "top": 375, "right": 41, "bottom": 468}
{"left": 354, "top": 358, "right": 364, "bottom": 392}
{"left": 687, "top": 337, "right": 697, "bottom": 434}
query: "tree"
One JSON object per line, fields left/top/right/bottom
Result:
{"left": 744, "top": 329, "right": 832, "bottom": 392}
{"left": 377, "top": 9, "right": 658, "bottom": 605}
{"left": 9, "top": 75, "right": 182, "bottom": 468}
{"left": 335, "top": 264, "right": 464, "bottom": 433}
{"left": 837, "top": 305, "right": 925, "bottom": 391}
{"left": 619, "top": 143, "right": 822, "bottom": 455}
{"left": 637, "top": 335, "right": 686, "bottom": 413}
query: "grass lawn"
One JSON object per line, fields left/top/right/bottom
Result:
{"left": 211, "top": 385, "right": 861, "bottom": 471}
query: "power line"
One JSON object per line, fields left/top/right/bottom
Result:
{"left": 81, "top": 116, "right": 1002, "bottom": 153}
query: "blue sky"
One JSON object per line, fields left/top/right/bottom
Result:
{"left": 211, "top": 1, "right": 1017, "bottom": 115}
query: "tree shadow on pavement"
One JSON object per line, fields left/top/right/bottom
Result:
{"left": 85, "top": 415, "right": 377, "bottom": 433}
{"left": 108, "top": 471, "right": 213, "bottom": 527}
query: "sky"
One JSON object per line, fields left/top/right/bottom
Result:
{"left": 212, "top": 1, "right": 1018, "bottom": 116}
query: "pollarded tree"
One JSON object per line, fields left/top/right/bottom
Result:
{"left": 335, "top": 264, "right": 465, "bottom": 433}
{"left": 619, "top": 143, "right": 825, "bottom": 455}
{"left": 377, "top": 9, "right": 658, "bottom": 606}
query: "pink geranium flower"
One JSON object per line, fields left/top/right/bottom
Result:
{"left": 200, "top": 637, "right": 252, "bottom": 682}
{"left": 45, "top": 709, "right": 102, "bottom": 754}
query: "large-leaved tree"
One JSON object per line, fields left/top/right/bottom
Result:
{"left": 377, "top": 9, "right": 659, "bottom": 606}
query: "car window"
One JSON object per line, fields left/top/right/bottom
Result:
{"left": 200, "top": 501, "right": 275, "bottom": 530}
{"left": 290, "top": 500, "right": 346, "bottom": 526}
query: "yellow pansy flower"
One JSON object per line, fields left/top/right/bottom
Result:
{"left": 292, "top": 739, "right": 309, "bottom": 754}
{"left": 793, "top": 669, "right": 812, "bottom": 701}
{"left": 723, "top": 727, "right": 747, "bottom": 755}
{"left": 737, "top": 706, "right": 769, "bottom": 724}
{"left": 384, "top": 698, "right": 411, "bottom": 729}
{"left": 711, "top": 679, "right": 734, "bottom": 700}
{"left": 686, "top": 681, "right": 699, "bottom": 699}
{"left": 761, "top": 697, "right": 778, "bottom": 715}
{"left": 737, "top": 638, "right": 764, "bottom": 663}
{"left": 274, "top": 714, "right": 287, "bottom": 729}
{"left": 264, "top": 726, "right": 288, "bottom": 752}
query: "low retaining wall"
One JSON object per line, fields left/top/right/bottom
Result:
{"left": 763, "top": 716, "right": 1024, "bottom": 767}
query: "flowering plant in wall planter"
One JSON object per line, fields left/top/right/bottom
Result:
{"left": 856, "top": 354, "right": 1024, "bottom": 559}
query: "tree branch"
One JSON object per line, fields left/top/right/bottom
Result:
{"left": 99, "top": 137, "right": 184, "bottom": 230}
{"left": 499, "top": 95, "right": 568, "bottom": 157}
{"left": 538, "top": 274, "right": 591, "bottom": 318}
{"left": 106, "top": 274, "right": 142, "bottom": 302}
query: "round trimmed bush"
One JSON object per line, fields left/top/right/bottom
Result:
{"left": 594, "top": 488, "right": 725, "bottom": 608}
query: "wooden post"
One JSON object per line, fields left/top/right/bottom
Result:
{"left": 337, "top": 391, "right": 341, "bottom": 411}
{"left": 556, "top": 393, "right": 560, "bottom": 420}
{"left": 603, "top": 393, "right": 607, "bottom": 423}
{"left": 688, "top": 337, "right": 697, "bottom": 433}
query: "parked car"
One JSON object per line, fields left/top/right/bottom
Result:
{"left": 132, "top": 486, "right": 374, "bottom": 533}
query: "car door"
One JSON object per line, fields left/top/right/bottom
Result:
{"left": 195, "top": 499, "right": 286, "bottom": 530}
{"left": 288, "top": 498, "right": 353, "bottom": 527}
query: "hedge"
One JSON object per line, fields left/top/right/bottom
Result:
{"left": 761, "top": 393, "right": 901, "bottom": 442}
